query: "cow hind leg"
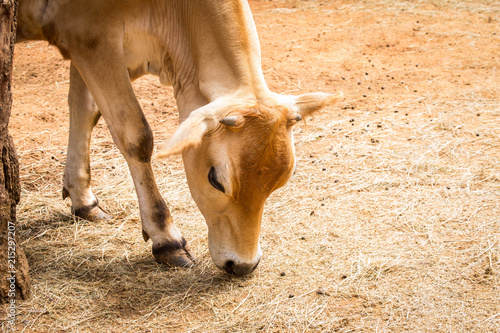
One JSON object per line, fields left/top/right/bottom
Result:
{"left": 64, "top": 63, "right": 112, "bottom": 221}
{"left": 69, "top": 48, "right": 194, "bottom": 268}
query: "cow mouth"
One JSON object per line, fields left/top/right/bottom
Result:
{"left": 222, "top": 259, "right": 260, "bottom": 276}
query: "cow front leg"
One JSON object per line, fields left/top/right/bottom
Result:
{"left": 129, "top": 160, "right": 195, "bottom": 267}
{"left": 64, "top": 63, "right": 112, "bottom": 221}
{"left": 110, "top": 119, "right": 195, "bottom": 267}
{"left": 70, "top": 50, "right": 194, "bottom": 267}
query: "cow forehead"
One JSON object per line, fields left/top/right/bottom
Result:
{"left": 228, "top": 104, "right": 295, "bottom": 196}
{"left": 228, "top": 104, "right": 291, "bottom": 160}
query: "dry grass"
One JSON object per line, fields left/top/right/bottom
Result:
{"left": 2, "top": 0, "right": 500, "bottom": 332}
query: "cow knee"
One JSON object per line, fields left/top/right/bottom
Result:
{"left": 122, "top": 117, "right": 154, "bottom": 163}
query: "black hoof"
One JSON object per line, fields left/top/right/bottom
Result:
{"left": 72, "top": 201, "right": 113, "bottom": 221}
{"left": 152, "top": 238, "right": 196, "bottom": 267}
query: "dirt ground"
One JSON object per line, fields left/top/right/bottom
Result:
{"left": 2, "top": 0, "right": 499, "bottom": 332}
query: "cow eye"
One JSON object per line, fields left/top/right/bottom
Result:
{"left": 208, "top": 167, "right": 225, "bottom": 193}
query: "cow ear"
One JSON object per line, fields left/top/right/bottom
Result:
{"left": 157, "top": 111, "right": 213, "bottom": 158}
{"left": 157, "top": 99, "right": 252, "bottom": 157}
{"left": 292, "top": 92, "right": 343, "bottom": 118}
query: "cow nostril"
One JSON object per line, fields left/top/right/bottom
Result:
{"left": 222, "top": 259, "right": 260, "bottom": 276}
{"left": 223, "top": 260, "right": 236, "bottom": 275}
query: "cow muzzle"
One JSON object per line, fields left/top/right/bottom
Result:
{"left": 222, "top": 258, "right": 261, "bottom": 276}
{"left": 212, "top": 247, "right": 263, "bottom": 276}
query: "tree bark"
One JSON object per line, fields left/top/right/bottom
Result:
{"left": 0, "top": 0, "right": 31, "bottom": 307}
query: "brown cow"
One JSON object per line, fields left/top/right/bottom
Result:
{"left": 17, "top": 0, "right": 341, "bottom": 275}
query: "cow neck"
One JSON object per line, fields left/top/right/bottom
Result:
{"left": 154, "top": 1, "right": 271, "bottom": 120}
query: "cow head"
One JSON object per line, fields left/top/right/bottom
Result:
{"left": 158, "top": 92, "right": 340, "bottom": 275}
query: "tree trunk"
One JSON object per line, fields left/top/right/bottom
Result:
{"left": 0, "top": 0, "right": 31, "bottom": 311}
